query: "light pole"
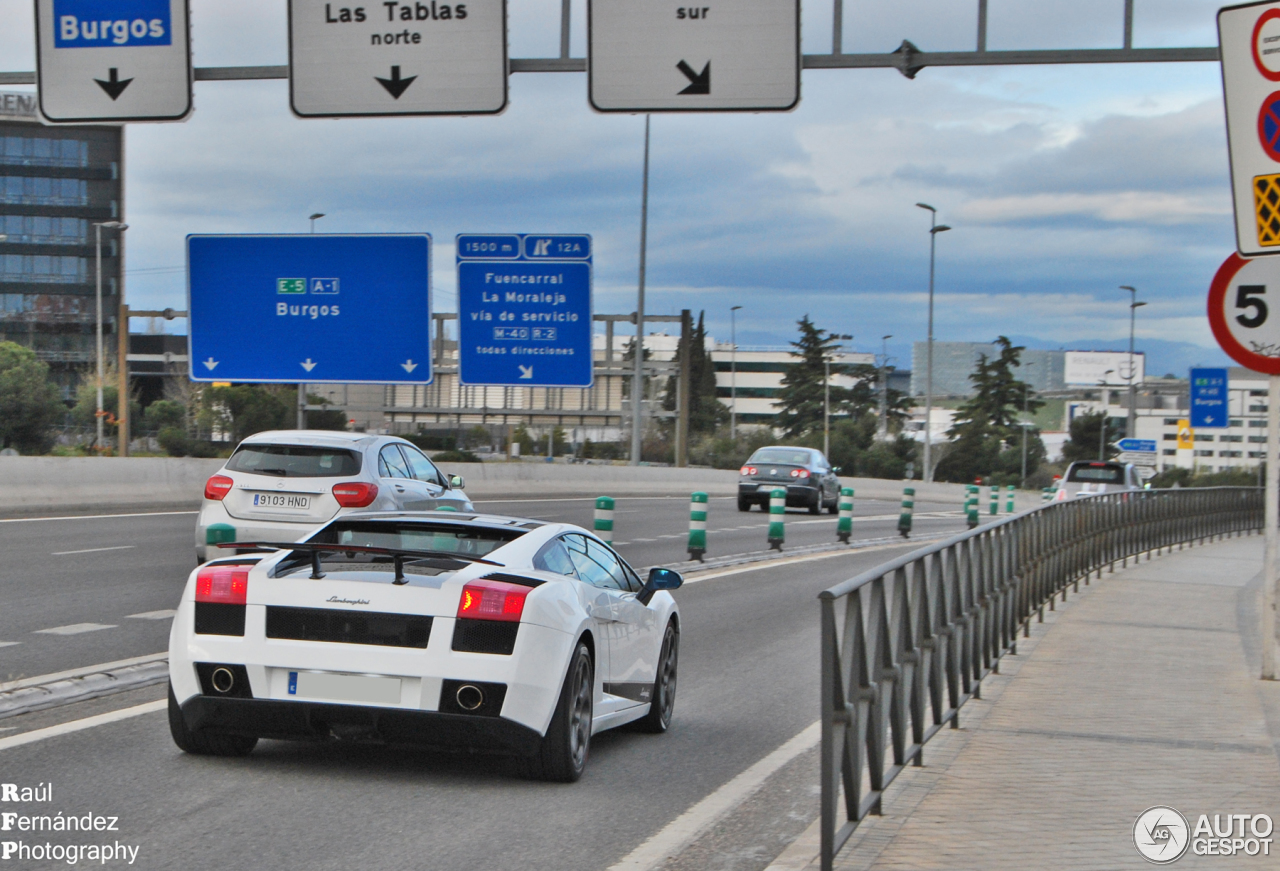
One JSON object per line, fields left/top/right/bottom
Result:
{"left": 309, "top": 213, "right": 325, "bottom": 233}
{"left": 630, "top": 115, "right": 651, "bottom": 466}
{"left": 730, "top": 305, "right": 743, "bottom": 441}
{"left": 299, "top": 214, "right": 327, "bottom": 428}
{"left": 824, "top": 333, "right": 853, "bottom": 457}
{"left": 92, "top": 221, "right": 127, "bottom": 452}
{"left": 916, "top": 203, "right": 951, "bottom": 482}
{"left": 877, "top": 334, "right": 893, "bottom": 441}
{"left": 1098, "top": 369, "right": 1114, "bottom": 461}
{"left": 1120, "top": 285, "right": 1145, "bottom": 439}
{"left": 1020, "top": 361, "right": 1034, "bottom": 487}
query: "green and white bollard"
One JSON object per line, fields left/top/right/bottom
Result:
{"left": 965, "top": 485, "right": 979, "bottom": 529}
{"left": 768, "top": 488, "right": 786, "bottom": 551}
{"left": 1042, "top": 487, "right": 1054, "bottom": 502}
{"left": 688, "top": 492, "right": 708, "bottom": 561}
{"left": 989, "top": 485, "right": 999, "bottom": 516}
{"left": 837, "top": 487, "right": 854, "bottom": 543}
{"left": 594, "top": 496, "right": 615, "bottom": 544}
{"left": 898, "top": 486, "right": 915, "bottom": 538}
{"left": 1006, "top": 485, "right": 1016, "bottom": 514}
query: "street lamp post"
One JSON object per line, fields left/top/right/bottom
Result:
{"left": 300, "top": 214, "right": 327, "bottom": 428}
{"left": 824, "top": 333, "right": 853, "bottom": 458}
{"left": 630, "top": 115, "right": 651, "bottom": 466}
{"left": 1120, "top": 285, "right": 1146, "bottom": 439}
{"left": 916, "top": 203, "right": 951, "bottom": 482}
{"left": 877, "top": 334, "right": 892, "bottom": 441}
{"left": 1021, "top": 361, "right": 1034, "bottom": 487}
{"left": 309, "top": 213, "right": 325, "bottom": 234}
{"left": 92, "top": 221, "right": 127, "bottom": 453}
{"left": 730, "top": 305, "right": 742, "bottom": 440}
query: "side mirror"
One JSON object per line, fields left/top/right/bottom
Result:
{"left": 449, "top": 474, "right": 465, "bottom": 490}
{"left": 638, "top": 566, "right": 683, "bottom": 605}
{"left": 832, "top": 466, "right": 842, "bottom": 475}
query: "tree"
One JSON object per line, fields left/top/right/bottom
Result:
{"left": 662, "top": 311, "right": 728, "bottom": 437}
{"left": 143, "top": 399, "right": 186, "bottom": 433}
{"left": 1061, "top": 410, "right": 1119, "bottom": 463}
{"left": 204, "top": 384, "right": 293, "bottom": 443}
{"left": 934, "top": 336, "right": 1043, "bottom": 483}
{"left": 305, "top": 394, "right": 349, "bottom": 431}
{"left": 0, "top": 341, "right": 64, "bottom": 454}
{"left": 774, "top": 316, "right": 852, "bottom": 438}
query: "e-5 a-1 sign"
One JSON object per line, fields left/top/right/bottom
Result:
{"left": 288, "top": 0, "right": 508, "bottom": 117}
{"left": 34, "top": 0, "right": 193, "bottom": 123}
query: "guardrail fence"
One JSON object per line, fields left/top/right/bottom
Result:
{"left": 818, "top": 487, "right": 1263, "bottom": 870}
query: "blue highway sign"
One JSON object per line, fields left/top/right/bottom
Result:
{"left": 188, "top": 234, "right": 432, "bottom": 383}
{"left": 457, "top": 234, "right": 593, "bottom": 387}
{"left": 1190, "top": 367, "right": 1229, "bottom": 428}
{"left": 1114, "top": 438, "right": 1157, "bottom": 453}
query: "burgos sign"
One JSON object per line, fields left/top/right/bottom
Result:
{"left": 54, "top": 0, "right": 172, "bottom": 47}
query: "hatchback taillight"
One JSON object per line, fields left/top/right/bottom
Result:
{"left": 204, "top": 475, "right": 233, "bottom": 501}
{"left": 457, "top": 579, "right": 528, "bottom": 623}
{"left": 332, "top": 482, "right": 378, "bottom": 508}
{"left": 790, "top": 469, "right": 810, "bottom": 478}
{"left": 195, "top": 565, "right": 249, "bottom": 605}
{"left": 740, "top": 466, "right": 757, "bottom": 476}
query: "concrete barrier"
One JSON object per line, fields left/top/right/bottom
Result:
{"left": 0, "top": 456, "right": 974, "bottom": 517}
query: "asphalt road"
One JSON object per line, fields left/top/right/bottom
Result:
{"left": 0, "top": 496, "right": 969, "bottom": 683}
{"left": 0, "top": 545, "right": 916, "bottom": 871}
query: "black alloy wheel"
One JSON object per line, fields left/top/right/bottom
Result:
{"left": 519, "top": 642, "right": 593, "bottom": 782}
{"left": 635, "top": 621, "right": 679, "bottom": 733}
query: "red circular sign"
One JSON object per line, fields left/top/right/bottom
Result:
{"left": 1260, "top": 91, "right": 1280, "bottom": 161}
{"left": 1208, "top": 252, "right": 1280, "bottom": 374}
{"left": 1253, "top": 9, "right": 1280, "bottom": 81}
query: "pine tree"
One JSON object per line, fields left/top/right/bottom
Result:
{"left": 663, "top": 311, "right": 728, "bottom": 436}
{"left": 774, "top": 316, "right": 850, "bottom": 438}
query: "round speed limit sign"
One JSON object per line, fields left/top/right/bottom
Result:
{"left": 1208, "top": 252, "right": 1280, "bottom": 374}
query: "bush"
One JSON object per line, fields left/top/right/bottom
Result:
{"left": 157, "top": 425, "right": 190, "bottom": 457}
{"left": 403, "top": 431, "right": 457, "bottom": 452}
{"left": 431, "top": 449, "right": 480, "bottom": 463}
{"left": 1149, "top": 466, "right": 1260, "bottom": 488}
{"left": 144, "top": 399, "right": 186, "bottom": 432}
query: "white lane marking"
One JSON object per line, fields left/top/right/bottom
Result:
{"left": 0, "top": 510, "right": 197, "bottom": 524}
{"left": 126, "top": 610, "right": 177, "bottom": 620}
{"left": 51, "top": 545, "right": 136, "bottom": 556}
{"left": 605, "top": 721, "right": 820, "bottom": 871}
{"left": 683, "top": 539, "right": 927, "bottom": 585}
{"left": 0, "top": 699, "right": 167, "bottom": 753}
{"left": 34, "top": 623, "right": 118, "bottom": 636}
{"left": 0, "top": 727, "right": 17, "bottom": 734}
{"left": 0, "top": 651, "right": 166, "bottom": 693}
{"left": 0, "top": 642, "right": 20, "bottom": 648}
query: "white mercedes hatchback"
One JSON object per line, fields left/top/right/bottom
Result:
{"left": 194, "top": 431, "right": 473, "bottom": 563}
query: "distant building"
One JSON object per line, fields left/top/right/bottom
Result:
{"left": 910, "top": 342, "right": 1071, "bottom": 397}
{"left": 0, "top": 91, "right": 124, "bottom": 399}
{"left": 710, "top": 345, "right": 875, "bottom": 425}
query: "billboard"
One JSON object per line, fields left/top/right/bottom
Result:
{"left": 1063, "top": 350, "right": 1145, "bottom": 387}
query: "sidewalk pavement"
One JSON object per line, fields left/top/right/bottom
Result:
{"left": 768, "top": 535, "right": 1280, "bottom": 870}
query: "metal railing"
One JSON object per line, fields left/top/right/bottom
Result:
{"left": 818, "top": 487, "right": 1263, "bottom": 870}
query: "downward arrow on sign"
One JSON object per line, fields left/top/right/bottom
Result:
{"left": 202, "top": 357, "right": 218, "bottom": 371}
{"left": 94, "top": 68, "right": 133, "bottom": 100}
{"left": 401, "top": 360, "right": 418, "bottom": 373}
{"left": 300, "top": 359, "right": 317, "bottom": 372}
{"left": 376, "top": 65, "right": 417, "bottom": 99}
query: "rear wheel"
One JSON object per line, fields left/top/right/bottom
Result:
{"left": 519, "top": 642, "right": 593, "bottom": 782}
{"left": 634, "top": 621, "right": 679, "bottom": 733}
{"left": 167, "top": 684, "right": 257, "bottom": 757}
{"left": 826, "top": 490, "right": 839, "bottom": 514}
{"left": 808, "top": 488, "right": 822, "bottom": 515}
{"left": 737, "top": 497, "right": 752, "bottom": 512}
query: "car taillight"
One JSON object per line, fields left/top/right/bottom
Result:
{"left": 740, "top": 466, "right": 757, "bottom": 476}
{"left": 195, "top": 565, "right": 249, "bottom": 604}
{"left": 457, "top": 579, "right": 528, "bottom": 623}
{"left": 332, "top": 482, "right": 378, "bottom": 508}
{"left": 790, "top": 469, "right": 810, "bottom": 478}
{"left": 204, "top": 475, "right": 233, "bottom": 501}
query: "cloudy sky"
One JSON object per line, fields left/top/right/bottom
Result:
{"left": 2, "top": 0, "right": 1242, "bottom": 371}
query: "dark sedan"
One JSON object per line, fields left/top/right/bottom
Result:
{"left": 738, "top": 446, "right": 841, "bottom": 514}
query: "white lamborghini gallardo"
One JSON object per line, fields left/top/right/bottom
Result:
{"left": 167, "top": 511, "right": 682, "bottom": 781}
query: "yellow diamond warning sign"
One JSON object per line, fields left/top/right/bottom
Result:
{"left": 1256, "top": 173, "right": 1280, "bottom": 246}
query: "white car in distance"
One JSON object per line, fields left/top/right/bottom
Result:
{"left": 195, "top": 431, "right": 473, "bottom": 563}
{"left": 168, "top": 512, "right": 683, "bottom": 782}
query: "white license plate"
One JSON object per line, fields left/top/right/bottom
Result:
{"left": 252, "top": 493, "right": 310, "bottom": 509}
{"left": 758, "top": 484, "right": 788, "bottom": 491}
{"left": 288, "top": 671, "right": 401, "bottom": 705}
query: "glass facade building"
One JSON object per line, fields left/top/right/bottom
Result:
{"left": 0, "top": 91, "right": 123, "bottom": 398}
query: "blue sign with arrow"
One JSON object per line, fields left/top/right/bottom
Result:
{"left": 1189, "top": 367, "right": 1229, "bottom": 428}
{"left": 456, "top": 234, "right": 593, "bottom": 387}
{"left": 188, "top": 234, "right": 432, "bottom": 383}
{"left": 1114, "top": 438, "right": 1157, "bottom": 453}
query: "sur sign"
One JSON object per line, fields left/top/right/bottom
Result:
{"left": 1207, "top": 251, "right": 1280, "bottom": 374}
{"left": 34, "top": 0, "right": 192, "bottom": 123}
{"left": 588, "top": 0, "right": 800, "bottom": 112}
{"left": 1217, "top": 1, "right": 1280, "bottom": 256}
{"left": 288, "top": 0, "right": 507, "bottom": 117}
{"left": 457, "top": 234, "right": 593, "bottom": 387}
{"left": 188, "top": 234, "right": 432, "bottom": 384}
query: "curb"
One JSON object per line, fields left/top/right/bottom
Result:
{"left": 0, "top": 655, "right": 169, "bottom": 721}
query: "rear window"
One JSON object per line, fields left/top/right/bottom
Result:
{"left": 225, "top": 444, "right": 362, "bottom": 478}
{"left": 748, "top": 448, "right": 812, "bottom": 466}
{"left": 1066, "top": 464, "right": 1124, "bottom": 483}
{"left": 309, "top": 521, "right": 524, "bottom": 557}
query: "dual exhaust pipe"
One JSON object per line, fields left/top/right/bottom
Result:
{"left": 211, "top": 667, "right": 485, "bottom": 711}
